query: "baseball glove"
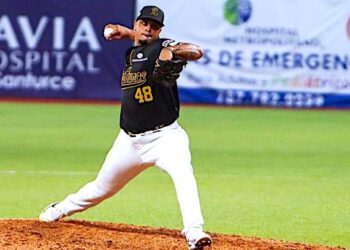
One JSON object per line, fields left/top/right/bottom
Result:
{"left": 153, "top": 57, "right": 187, "bottom": 87}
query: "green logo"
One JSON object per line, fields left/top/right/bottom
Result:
{"left": 224, "top": 0, "right": 252, "bottom": 25}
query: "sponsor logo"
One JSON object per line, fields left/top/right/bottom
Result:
{"left": 347, "top": 16, "right": 350, "bottom": 41}
{"left": 132, "top": 52, "right": 148, "bottom": 62}
{"left": 224, "top": 0, "right": 252, "bottom": 26}
{"left": 0, "top": 15, "right": 101, "bottom": 92}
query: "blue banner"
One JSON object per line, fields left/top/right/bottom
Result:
{"left": 0, "top": 0, "right": 134, "bottom": 100}
{"left": 179, "top": 88, "right": 350, "bottom": 108}
{"left": 141, "top": 0, "right": 350, "bottom": 109}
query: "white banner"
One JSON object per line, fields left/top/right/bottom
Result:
{"left": 137, "top": 0, "right": 350, "bottom": 107}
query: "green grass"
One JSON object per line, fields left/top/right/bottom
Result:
{"left": 0, "top": 102, "right": 349, "bottom": 248}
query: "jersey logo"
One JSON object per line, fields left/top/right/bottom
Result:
{"left": 121, "top": 67, "right": 147, "bottom": 89}
{"left": 151, "top": 7, "right": 159, "bottom": 16}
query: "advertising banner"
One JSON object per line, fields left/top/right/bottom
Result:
{"left": 137, "top": 0, "right": 350, "bottom": 108}
{"left": 0, "top": 0, "right": 134, "bottom": 100}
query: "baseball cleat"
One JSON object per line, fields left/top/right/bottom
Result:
{"left": 39, "top": 202, "right": 65, "bottom": 222}
{"left": 185, "top": 229, "right": 212, "bottom": 250}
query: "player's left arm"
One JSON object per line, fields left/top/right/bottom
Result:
{"left": 160, "top": 42, "right": 203, "bottom": 61}
{"left": 153, "top": 40, "right": 203, "bottom": 86}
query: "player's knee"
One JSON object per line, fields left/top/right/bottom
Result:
{"left": 93, "top": 181, "right": 117, "bottom": 198}
{"left": 168, "top": 164, "right": 194, "bottom": 179}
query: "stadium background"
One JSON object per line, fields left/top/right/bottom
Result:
{"left": 1, "top": 0, "right": 350, "bottom": 107}
{"left": 0, "top": 0, "right": 350, "bottom": 249}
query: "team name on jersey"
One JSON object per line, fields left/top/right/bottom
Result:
{"left": 121, "top": 67, "right": 147, "bottom": 89}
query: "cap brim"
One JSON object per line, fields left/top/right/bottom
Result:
{"left": 137, "top": 16, "right": 164, "bottom": 27}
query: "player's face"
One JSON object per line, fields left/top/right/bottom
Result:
{"left": 134, "top": 19, "right": 162, "bottom": 44}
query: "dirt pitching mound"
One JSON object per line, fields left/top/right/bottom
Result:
{"left": 0, "top": 219, "right": 346, "bottom": 250}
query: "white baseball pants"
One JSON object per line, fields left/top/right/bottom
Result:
{"left": 57, "top": 121, "right": 204, "bottom": 232}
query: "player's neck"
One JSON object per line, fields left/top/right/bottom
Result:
{"left": 134, "top": 38, "right": 159, "bottom": 46}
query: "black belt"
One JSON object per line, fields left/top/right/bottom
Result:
{"left": 125, "top": 130, "right": 161, "bottom": 137}
{"left": 124, "top": 124, "right": 166, "bottom": 137}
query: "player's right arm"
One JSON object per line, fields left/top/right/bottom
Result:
{"left": 103, "top": 24, "right": 136, "bottom": 41}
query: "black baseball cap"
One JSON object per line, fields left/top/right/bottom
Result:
{"left": 136, "top": 6, "right": 165, "bottom": 27}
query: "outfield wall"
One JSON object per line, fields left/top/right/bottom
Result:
{"left": 1, "top": 0, "right": 350, "bottom": 108}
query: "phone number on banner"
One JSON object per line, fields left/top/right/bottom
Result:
{"left": 217, "top": 90, "right": 325, "bottom": 107}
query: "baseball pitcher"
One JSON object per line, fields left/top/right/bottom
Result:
{"left": 39, "top": 6, "right": 212, "bottom": 250}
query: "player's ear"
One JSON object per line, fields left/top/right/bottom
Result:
{"left": 133, "top": 21, "right": 137, "bottom": 30}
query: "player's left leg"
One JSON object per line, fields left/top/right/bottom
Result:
{"left": 153, "top": 124, "right": 211, "bottom": 249}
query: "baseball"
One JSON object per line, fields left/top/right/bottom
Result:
{"left": 104, "top": 27, "right": 114, "bottom": 39}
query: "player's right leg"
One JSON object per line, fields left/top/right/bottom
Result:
{"left": 39, "top": 130, "right": 146, "bottom": 222}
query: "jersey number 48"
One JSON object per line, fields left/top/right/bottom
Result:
{"left": 134, "top": 86, "right": 154, "bottom": 103}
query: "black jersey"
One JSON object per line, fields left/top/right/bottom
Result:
{"left": 120, "top": 39, "right": 180, "bottom": 134}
